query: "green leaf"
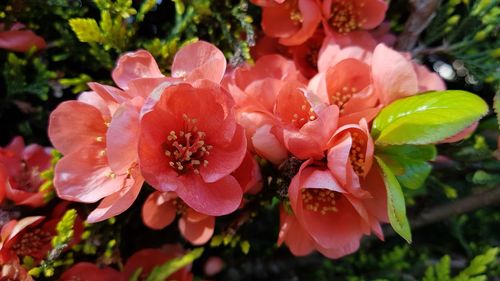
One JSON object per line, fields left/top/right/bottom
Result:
{"left": 494, "top": 91, "right": 500, "bottom": 129}
{"left": 69, "top": 18, "right": 104, "bottom": 43}
{"left": 144, "top": 248, "right": 204, "bottom": 281}
{"left": 453, "top": 247, "right": 498, "bottom": 281}
{"left": 377, "top": 145, "right": 436, "bottom": 189}
{"left": 372, "top": 90, "right": 488, "bottom": 145}
{"left": 375, "top": 156, "right": 412, "bottom": 243}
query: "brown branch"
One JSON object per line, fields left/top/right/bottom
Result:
{"left": 396, "top": 0, "right": 442, "bottom": 51}
{"left": 386, "top": 186, "right": 500, "bottom": 238}
{"left": 410, "top": 186, "right": 500, "bottom": 229}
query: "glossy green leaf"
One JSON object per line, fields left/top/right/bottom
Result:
{"left": 375, "top": 156, "right": 412, "bottom": 243}
{"left": 372, "top": 90, "right": 488, "bottom": 145}
{"left": 144, "top": 248, "right": 203, "bottom": 281}
{"left": 377, "top": 145, "right": 437, "bottom": 189}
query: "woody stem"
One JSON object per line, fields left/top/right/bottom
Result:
{"left": 396, "top": 0, "right": 442, "bottom": 51}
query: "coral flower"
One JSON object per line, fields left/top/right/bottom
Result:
{"left": 282, "top": 158, "right": 387, "bottom": 258}
{"left": 49, "top": 90, "right": 145, "bottom": 222}
{"left": 139, "top": 81, "right": 247, "bottom": 216}
{"left": 122, "top": 246, "right": 193, "bottom": 281}
{"left": 0, "top": 207, "right": 83, "bottom": 264}
{"left": 321, "top": 0, "right": 388, "bottom": 35}
{"left": 257, "top": 0, "right": 322, "bottom": 45}
{"left": 0, "top": 22, "right": 46, "bottom": 52}
{"left": 0, "top": 136, "right": 53, "bottom": 207}
{"left": 142, "top": 191, "right": 215, "bottom": 245}
{"left": 224, "top": 54, "right": 306, "bottom": 164}
{"left": 59, "top": 263, "right": 121, "bottom": 281}
{"left": 0, "top": 256, "right": 33, "bottom": 281}
{"left": 141, "top": 151, "right": 262, "bottom": 244}
{"left": 275, "top": 81, "right": 339, "bottom": 160}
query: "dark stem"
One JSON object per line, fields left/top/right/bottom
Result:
{"left": 396, "top": 0, "right": 442, "bottom": 51}
{"left": 386, "top": 186, "right": 500, "bottom": 237}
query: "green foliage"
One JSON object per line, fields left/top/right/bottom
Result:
{"left": 377, "top": 145, "right": 437, "bottom": 190}
{"left": 68, "top": 18, "right": 104, "bottom": 44}
{"left": 143, "top": 248, "right": 204, "bottom": 281}
{"left": 39, "top": 150, "right": 62, "bottom": 203}
{"left": 423, "top": 248, "right": 498, "bottom": 281}
{"left": 422, "top": 0, "right": 500, "bottom": 85}
{"left": 372, "top": 90, "right": 488, "bottom": 145}
{"left": 375, "top": 156, "right": 412, "bottom": 243}
{"left": 29, "top": 209, "right": 78, "bottom": 278}
{"left": 3, "top": 53, "right": 56, "bottom": 100}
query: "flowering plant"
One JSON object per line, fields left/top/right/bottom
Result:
{"left": 1, "top": 0, "right": 499, "bottom": 280}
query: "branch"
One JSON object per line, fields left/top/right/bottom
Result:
{"left": 396, "top": 0, "right": 442, "bottom": 51}
{"left": 386, "top": 186, "right": 500, "bottom": 238}
{"left": 410, "top": 186, "right": 500, "bottom": 229}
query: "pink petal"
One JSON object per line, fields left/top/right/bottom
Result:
{"left": 372, "top": 44, "right": 419, "bottom": 105}
{"left": 54, "top": 145, "right": 125, "bottom": 203}
{"left": 179, "top": 213, "right": 215, "bottom": 245}
{"left": 278, "top": 208, "right": 315, "bottom": 256}
{"left": 88, "top": 82, "right": 130, "bottom": 105}
{"left": 280, "top": 0, "right": 322, "bottom": 46}
{"left": 176, "top": 175, "right": 243, "bottom": 216}
{"left": 0, "top": 30, "right": 46, "bottom": 52}
{"left": 358, "top": 0, "right": 388, "bottom": 29}
{"left": 48, "top": 101, "right": 107, "bottom": 155}
{"left": 87, "top": 169, "right": 144, "bottom": 223}
{"left": 200, "top": 125, "right": 247, "bottom": 183}
{"left": 252, "top": 124, "right": 289, "bottom": 164}
{"left": 172, "top": 41, "right": 227, "bottom": 83}
{"left": 439, "top": 121, "right": 478, "bottom": 144}
{"left": 232, "top": 151, "right": 263, "bottom": 194}
{"left": 141, "top": 191, "right": 177, "bottom": 230}
{"left": 112, "top": 50, "right": 163, "bottom": 90}
{"left": 106, "top": 98, "right": 142, "bottom": 174}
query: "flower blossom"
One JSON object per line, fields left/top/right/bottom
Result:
{"left": 0, "top": 22, "right": 46, "bottom": 52}
{"left": 0, "top": 136, "right": 53, "bottom": 208}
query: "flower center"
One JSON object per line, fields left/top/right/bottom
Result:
{"left": 12, "top": 162, "right": 43, "bottom": 193}
{"left": 349, "top": 131, "right": 366, "bottom": 176}
{"left": 301, "top": 189, "right": 338, "bottom": 215}
{"left": 329, "top": 86, "right": 358, "bottom": 113}
{"left": 11, "top": 228, "right": 51, "bottom": 257}
{"left": 291, "top": 101, "right": 317, "bottom": 129}
{"left": 164, "top": 114, "right": 213, "bottom": 175}
{"left": 329, "top": 0, "right": 363, "bottom": 33}
{"left": 286, "top": 0, "right": 303, "bottom": 25}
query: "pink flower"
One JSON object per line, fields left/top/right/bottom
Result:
{"left": 321, "top": 0, "right": 388, "bottom": 35}
{"left": 142, "top": 191, "right": 215, "bottom": 245}
{"left": 122, "top": 246, "right": 193, "bottom": 281}
{"left": 139, "top": 81, "right": 247, "bottom": 216}
{"left": 0, "top": 256, "right": 33, "bottom": 281}
{"left": 59, "top": 263, "right": 121, "bottom": 281}
{"left": 0, "top": 136, "right": 53, "bottom": 207}
{"left": 290, "top": 29, "right": 325, "bottom": 78}
{"left": 256, "top": 0, "right": 322, "bottom": 46}
{"left": 0, "top": 205, "right": 83, "bottom": 264}
{"left": 275, "top": 81, "right": 339, "bottom": 160}
{"left": 224, "top": 55, "right": 306, "bottom": 164}
{"left": 280, "top": 158, "right": 387, "bottom": 258}
{"left": 49, "top": 90, "right": 144, "bottom": 223}
{"left": 141, "top": 151, "right": 262, "bottom": 244}
{"left": 0, "top": 22, "right": 46, "bottom": 52}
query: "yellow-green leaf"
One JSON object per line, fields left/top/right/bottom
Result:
{"left": 375, "top": 156, "right": 412, "bottom": 243}
{"left": 372, "top": 90, "right": 488, "bottom": 145}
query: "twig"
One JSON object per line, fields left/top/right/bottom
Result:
{"left": 396, "top": 0, "right": 442, "bottom": 51}
{"left": 386, "top": 186, "right": 500, "bottom": 238}
{"left": 410, "top": 186, "right": 500, "bottom": 229}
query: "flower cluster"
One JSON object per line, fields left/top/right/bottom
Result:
{"left": 1, "top": 0, "right": 489, "bottom": 279}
